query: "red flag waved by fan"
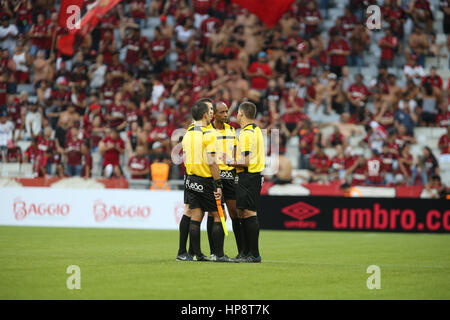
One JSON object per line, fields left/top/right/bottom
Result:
{"left": 231, "top": 0, "right": 294, "bottom": 28}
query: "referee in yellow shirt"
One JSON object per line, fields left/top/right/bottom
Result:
{"left": 181, "top": 99, "right": 234, "bottom": 262}
{"left": 207, "top": 101, "right": 244, "bottom": 260}
{"left": 228, "top": 102, "right": 265, "bottom": 263}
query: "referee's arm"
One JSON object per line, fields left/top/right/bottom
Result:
{"left": 227, "top": 152, "right": 250, "bottom": 169}
{"left": 206, "top": 151, "right": 222, "bottom": 200}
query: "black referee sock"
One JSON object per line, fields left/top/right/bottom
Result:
{"left": 189, "top": 220, "right": 202, "bottom": 257}
{"left": 239, "top": 218, "right": 250, "bottom": 256}
{"left": 231, "top": 218, "right": 243, "bottom": 255}
{"left": 207, "top": 215, "right": 215, "bottom": 255}
{"left": 212, "top": 222, "right": 225, "bottom": 257}
{"left": 177, "top": 214, "right": 191, "bottom": 256}
{"left": 244, "top": 216, "right": 260, "bottom": 257}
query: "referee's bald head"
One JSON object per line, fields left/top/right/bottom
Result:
{"left": 238, "top": 101, "right": 257, "bottom": 120}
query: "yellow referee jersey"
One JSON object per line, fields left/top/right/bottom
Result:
{"left": 208, "top": 122, "right": 237, "bottom": 171}
{"left": 182, "top": 124, "right": 217, "bottom": 178}
{"left": 237, "top": 123, "right": 265, "bottom": 173}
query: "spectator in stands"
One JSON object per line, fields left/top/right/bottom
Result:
{"left": 379, "top": 28, "right": 399, "bottom": 68}
{"left": 327, "top": 30, "right": 350, "bottom": 78}
{"left": 348, "top": 23, "right": 370, "bottom": 71}
{"left": 407, "top": 25, "right": 429, "bottom": 67}
{"left": 298, "top": 121, "right": 316, "bottom": 169}
{"left": 300, "top": 0, "right": 322, "bottom": 39}
{"left": 272, "top": 150, "right": 293, "bottom": 185}
{"left": 81, "top": 141, "right": 93, "bottom": 178}
{"left": 420, "top": 81, "right": 441, "bottom": 126}
{"left": 175, "top": 17, "right": 195, "bottom": 47}
{"left": 365, "top": 150, "right": 385, "bottom": 185}
{"left": 438, "top": 126, "right": 450, "bottom": 163}
{"left": 12, "top": 40, "right": 31, "bottom": 84}
{"left": 148, "top": 140, "right": 170, "bottom": 164}
{"left": 309, "top": 144, "right": 330, "bottom": 183}
{"left": 395, "top": 124, "right": 417, "bottom": 148}
{"left": 281, "top": 86, "right": 304, "bottom": 136}
{"left": 88, "top": 54, "right": 107, "bottom": 90}
{"left": 24, "top": 102, "right": 42, "bottom": 140}
{"left": 441, "top": 0, "right": 450, "bottom": 35}
{"left": 0, "top": 109, "right": 14, "bottom": 162}
{"left": 128, "top": 144, "right": 150, "bottom": 180}
{"left": 413, "top": 146, "right": 440, "bottom": 185}
{"left": 0, "top": 15, "right": 18, "bottom": 56}
{"left": 395, "top": 100, "right": 418, "bottom": 136}
{"left": 396, "top": 143, "right": 414, "bottom": 185}
{"left": 107, "top": 92, "right": 127, "bottom": 132}
{"left": 347, "top": 74, "right": 370, "bottom": 123}
{"left": 325, "top": 73, "right": 346, "bottom": 115}
{"left": 327, "top": 125, "right": 346, "bottom": 148}
{"left": 36, "top": 126, "right": 55, "bottom": 174}
{"left": 149, "top": 26, "right": 170, "bottom": 75}
{"left": 381, "top": 143, "right": 397, "bottom": 185}
{"left": 400, "top": 79, "right": 420, "bottom": 114}
{"left": 407, "top": 0, "right": 434, "bottom": 34}
{"left": 347, "top": 153, "right": 366, "bottom": 186}
{"left": 423, "top": 174, "right": 447, "bottom": 198}
{"left": 362, "top": 121, "right": 388, "bottom": 155}
{"left": 28, "top": 13, "right": 50, "bottom": 57}
{"left": 330, "top": 144, "right": 346, "bottom": 181}
{"left": 405, "top": 54, "right": 426, "bottom": 86}
{"left": 65, "top": 126, "right": 83, "bottom": 177}
{"left": 99, "top": 128, "right": 124, "bottom": 178}
{"left": 248, "top": 51, "right": 272, "bottom": 93}
{"left": 33, "top": 51, "right": 54, "bottom": 86}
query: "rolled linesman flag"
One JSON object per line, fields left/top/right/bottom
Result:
{"left": 216, "top": 199, "right": 228, "bottom": 236}
{"left": 57, "top": 0, "right": 122, "bottom": 56}
{"left": 231, "top": 0, "right": 294, "bottom": 28}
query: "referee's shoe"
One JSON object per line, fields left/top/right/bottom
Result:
{"left": 210, "top": 254, "right": 238, "bottom": 263}
{"left": 176, "top": 253, "right": 193, "bottom": 261}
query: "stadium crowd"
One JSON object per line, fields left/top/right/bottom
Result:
{"left": 0, "top": 0, "right": 449, "bottom": 194}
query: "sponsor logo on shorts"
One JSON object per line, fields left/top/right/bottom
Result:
{"left": 185, "top": 179, "right": 204, "bottom": 193}
{"left": 220, "top": 170, "right": 234, "bottom": 180}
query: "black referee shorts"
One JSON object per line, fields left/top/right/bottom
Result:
{"left": 220, "top": 169, "right": 237, "bottom": 201}
{"left": 185, "top": 175, "right": 219, "bottom": 213}
{"left": 236, "top": 172, "right": 264, "bottom": 212}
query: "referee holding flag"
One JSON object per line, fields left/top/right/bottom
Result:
{"left": 227, "top": 102, "right": 265, "bottom": 263}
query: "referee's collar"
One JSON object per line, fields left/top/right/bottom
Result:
{"left": 243, "top": 123, "right": 257, "bottom": 130}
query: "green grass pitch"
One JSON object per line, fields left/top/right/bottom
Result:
{"left": 0, "top": 226, "right": 449, "bottom": 299}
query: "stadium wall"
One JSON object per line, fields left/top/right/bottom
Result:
{"left": 2, "top": 187, "right": 448, "bottom": 233}
{"left": 259, "top": 196, "right": 450, "bottom": 233}
{"left": 0, "top": 187, "right": 196, "bottom": 230}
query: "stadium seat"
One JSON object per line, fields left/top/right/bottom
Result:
{"left": 0, "top": 163, "right": 20, "bottom": 177}
{"left": 16, "top": 84, "right": 35, "bottom": 95}
{"left": 91, "top": 152, "right": 102, "bottom": 177}
{"left": 324, "top": 147, "right": 337, "bottom": 159}
{"left": 16, "top": 141, "right": 31, "bottom": 153}
{"left": 141, "top": 28, "right": 154, "bottom": 41}
{"left": 441, "top": 171, "right": 450, "bottom": 187}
